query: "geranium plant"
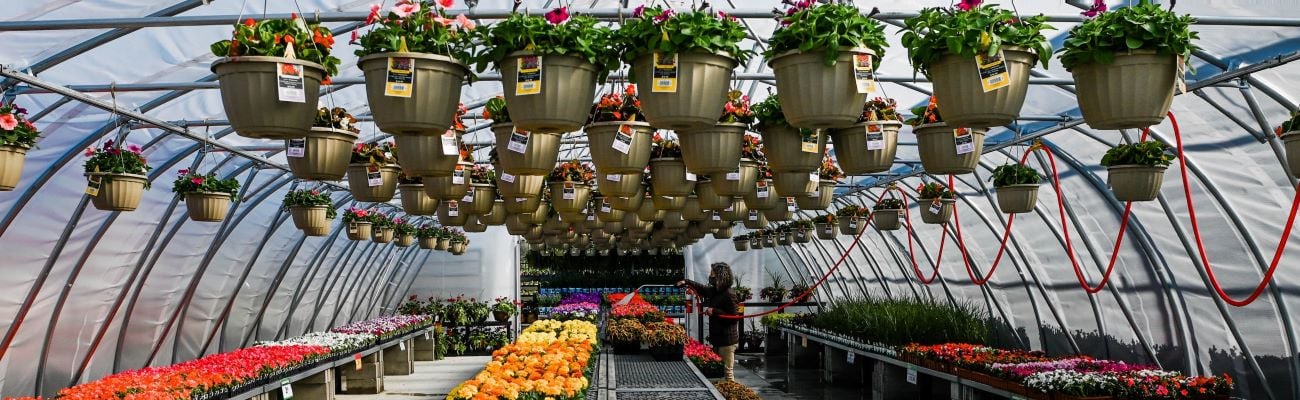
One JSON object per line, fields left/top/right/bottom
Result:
{"left": 393, "top": 217, "right": 417, "bottom": 236}
{"left": 84, "top": 140, "right": 151, "bottom": 181}
{"left": 857, "top": 97, "right": 903, "bottom": 123}
{"left": 1058, "top": 0, "right": 1199, "bottom": 71}
{"left": 472, "top": 8, "right": 618, "bottom": 78}
{"left": 1100, "top": 141, "right": 1174, "bottom": 167}
{"left": 549, "top": 160, "right": 596, "bottom": 184}
{"left": 353, "top": 0, "right": 477, "bottom": 62}
{"left": 617, "top": 6, "right": 752, "bottom": 68}
{"left": 210, "top": 15, "right": 342, "bottom": 76}
{"left": 900, "top": 1, "right": 1053, "bottom": 75}
{"left": 282, "top": 189, "right": 337, "bottom": 218}
{"left": 342, "top": 207, "right": 370, "bottom": 224}
{"left": 904, "top": 97, "right": 944, "bottom": 127}
{"left": 764, "top": 2, "right": 887, "bottom": 66}
{"left": 917, "top": 182, "right": 955, "bottom": 199}
{"left": 874, "top": 198, "right": 904, "bottom": 210}
{"left": 352, "top": 142, "right": 397, "bottom": 165}
{"left": 0, "top": 103, "right": 39, "bottom": 148}
{"left": 990, "top": 164, "right": 1041, "bottom": 187}
{"left": 589, "top": 85, "right": 646, "bottom": 123}
{"left": 818, "top": 156, "right": 843, "bottom": 181}
{"left": 171, "top": 169, "right": 240, "bottom": 200}
{"left": 369, "top": 211, "right": 395, "bottom": 230}
{"left": 315, "top": 107, "right": 361, "bottom": 132}
{"left": 740, "top": 134, "right": 765, "bottom": 161}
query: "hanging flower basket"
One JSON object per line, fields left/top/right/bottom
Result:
{"left": 372, "top": 227, "right": 395, "bottom": 243}
{"left": 303, "top": 225, "right": 329, "bottom": 237}
{"left": 743, "top": 179, "right": 779, "bottom": 211}
{"left": 587, "top": 121, "right": 654, "bottom": 174}
{"left": 601, "top": 221, "right": 625, "bottom": 236}
{"left": 399, "top": 183, "right": 438, "bottom": 215}
{"left": 290, "top": 127, "right": 358, "bottom": 181}
{"left": 1284, "top": 131, "right": 1300, "bottom": 176}
{"left": 763, "top": 204, "right": 794, "bottom": 222}
{"left": 493, "top": 124, "right": 563, "bottom": 176}
{"left": 500, "top": 52, "right": 600, "bottom": 133}
{"left": 732, "top": 237, "right": 750, "bottom": 251}
{"left": 184, "top": 192, "right": 233, "bottom": 222}
{"left": 346, "top": 221, "right": 373, "bottom": 241}
{"left": 465, "top": 183, "right": 496, "bottom": 215}
{"left": 913, "top": 123, "right": 987, "bottom": 175}
{"left": 695, "top": 180, "right": 731, "bottom": 210}
{"left": 873, "top": 208, "right": 903, "bottom": 231}
{"left": 463, "top": 216, "right": 488, "bottom": 233}
{"left": 762, "top": 125, "right": 825, "bottom": 173}
{"left": 0, "top": 144, "right": 28, "bottom": 191}
{"left": 497, "top": 171, "right": 546, "bottom": 199}
{"left": 211, "top": 57, "right": 327, "bottom": 139}
{"left": 918, "top": 198, "right": 956, "bottom": 225}
{"left": 652, "top": 195, "right": 687, "bottom": 211}
{"left": 769, "top": 49, "right": 876, "bottom": 129}
{"left": 839, "top": 216, "right": 866, "bottom": 236}
{"left": 607, "top": 189, "right": 645, "bottom": 212}
{"left": 629, "top": 51, "right": 738, "bottom": 130}
{"left": 749, "top": 235, "right": 764, "bottom": 249}
{"left": 815, "top": 223, "right": 837, "bottom": 240}
{"left": 995, "top": 184, "right": 1039, "bottom": 214}
{"left": 290, "top": 205, "right": 330, "bottom": 231}
{"left": 506, "top": 214, "right": 533, "bottom": 234}
{"left": 926, "top": 47, "right": 1038, "bottom": 128}
{"left": 713, "top": 225, "right": 733, "bottom": 239}
{"left": 424, "top": 162, "right": 473, "bottom": 200}
{"left": 483, "top": 200, "right": 508, "bottom": 225}
{"left": 360, "top": 53, "right": 469, "bottom": 135}
{"left": 648, "top": 158, "right": 695, "bottom": 197}
{"left": 438, "top": 200, "right": 469, "bottom": 226}
{"left": 419, "top": 236, "right": 437, "bottom": 249}
{"left": 393, "top": 129, "right": 464, "bottom": 177}
{"left": 711, "top": 158, "right": 761, "bottom": 197}
{"left": 795, "top": 182, "right": 835, "bottom": 211}
{"left": 680, "top": 122, "right": 748, "bottom": 175}
{"left": 772, "top": 171, "right": 816, "bottom": 197}
{"left": 681, "top": 196, "right": 709, "bottom": 221}
{"left": 594, "top": 197, "right": 626, "bottom": 223}
{"left": 87, "top": 173, "right": 148, "bottom": 212}
{"left": 830, "top": 98, "right": 904, "bottom": 175}
{"left": 597, "top": 172, "right": 644, "bottom": 198}
{"left": 524, "top": 202, "right": 551, "bottom": 225}
{"left": 742, "top": 210, "right": 768, "bottom": 230}
{"left": 1107, "top": 165, "right": 1167, "bottom": 202}
{"left": 635, "top": 200, "right": 665, "bottom": 222}
{"left": 662, "top": 211, "right": 688, "bottom": 231}
{"left": 718, "top": 199, "right": 749, "bottom": 222}
{"left": 505, "top": 195, "right": 541, "bottom": 214}
{"left": 347, "top": 164, "right": 400, "bottom": 202}
{"left": 451, "top": 242, "right": 467, "bottom": 254}
{"left": 437, "top": 237, "right": 452, "bottom": 250}
{"left": 395, "top": 234, "right": 415, "bottom": 247}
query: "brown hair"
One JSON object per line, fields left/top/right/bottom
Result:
{"left": 709, "top": 262, "right": 734, "bottom": 291}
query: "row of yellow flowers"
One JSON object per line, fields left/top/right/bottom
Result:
{"left": 448, "top": 320, "right": 598, "bottom": 400}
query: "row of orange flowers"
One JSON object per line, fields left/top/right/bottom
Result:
{"left": 447, "top": 320, "right": 598, "bottom": 400}
{"left": 54, "top": 344, "right": 329, "bottom": 400}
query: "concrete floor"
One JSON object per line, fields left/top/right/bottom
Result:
{"left": 338, "top": 356, "right": 491, "bottom": 400}
{"left": 732, "top": 353, "right": 867, "bottom": 400}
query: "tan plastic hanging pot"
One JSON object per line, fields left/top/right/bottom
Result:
{"left": 928, "top": 47, "right": 1037, "bottom": 128}
{"left": 347, "top": 164, "right": 400, "bottom": 202}
{"left": 663, "top": 211, "right": 689, "bottom": 232}
{"left": 918, "top": 198, "right": 956, "bottom": 225}
{"left": 465, "top": 183, "right": 496, "bottom": 215}
{"left": 548, "top": 181, "right": 592, "bottom": 214}
{"left": 463, "top": 215, "right": 488, "bottom": 233}
{"left": 1107, "top": 164, "right": 1167, "bottom": 202}
{"left": 680, "top": 123, "right": 747, "bottom": 175}
{"left": 303, "top": 225, "right": 329, "bottom": 237}
{"left": 732, "top": 237, "right": 749, "bottom": 251}
{"left": 742, "top": 210, "right": 768, "bottom": 230}
{"left": 211, "top": 56, "right": 324, "bottom": 139}
{"left": 719, "top": 199, "right": 748, "bottom": 222}
{"left": 438, "top": 200, "right": 469, "bottom": 226}
{"left": 769, "top": 48, "right": 873, "bottom": 129}
{"left": 749, "top": 235, "right": 764, "bottom": 249}
{"left": 451, "top": 242, "right": 467, "bottom": 254}
{"left": 830, "top": 121, "right": 901, "bottom": 175}
{"left": 359, "top": 53, "right": 469, "bottom": 135}
{"left": 290, "top": 205, "right": 329, "bottom": 230}
{"left": 763, "top": 125, "right": 826, "bottom": 173}
{"left": 184, "top": 192, "right": 233, "bottom": 222}
{"left": 632, "top": 52, "right": 738, "bottom": 130}
{"left": 597, "top": 171, "right": 644, "bottom": 198}
{"left": 713, "top": 225, "right": 733, "bottom": 240}
{"left": 601, "top": 220, "right": 625, "bottom": 235}
{"left": 873, "top": 209, "right": 903, "bottom": 231}
{"left": 419, "top": 236, "right": 437, "bottom": 249}
{"left": 287, "top": 128, "right": 357, "bottom": 181}
{"left": 525, "top": 202, "right": 551, "bottom": 225}
{"left": 395, "top": 234, "right": 415, "bottom": 248}
{"left": 346, "top": 221, "right": 373, "bottom": 241}
{"left": 500, "top": 51, "right": 599, "bottom": 133}
{"left": 398, "top": 184, "right": 438, "bottom": 215}
{"left": 651, "top": 194, "right": 687, "bottom": 211}
{"left": 795, "top": 182, "right": 835, "bottom": 211}
{"left": 695, "top": 180, "right": 731, "bottom": 210}
{"left": 793, "top": 228, "right": 811, "bottom": 243}
{"left": 773, "top": 171, "right": 817, "bottom": 198}
{"left": 648, "top": 158, "right": 695, "bottom": 197}
{"left": 393, "top": 130, "right": 463, "bottom": 177}
{"left": 681, "top": 196, "right": 709, "bottom": 221}
{"left": 996, "top": 184, "right": 1040, "bottom": 214}
{"left": 587, "top": 121, "right": 654, "bottom": 174}
{"left": 437, "top": 237, "right": 452, "bottom": 250}
{"left": 483, "top": 200, "right": 508, "bottom": 225}
{"left": 0, "top": 144, "right": 29, "bottom": 191}
{"left": 1072, "top": 51, "right": 1180, "bottom": 130}
{"left": 506, "top": 214, "right": 534, "bottom": 235}
{"left": 493, "top": 123, "right": 563, "bottom": 176}
{"left": 712, "top": 158, "right": 760, "bottom": 197}
{"left": 506, "top": 195, "right": 542, "bottom": 214}
{"left": 913, "top": 123, "right": 987, "bottom": 175}
{"left": 423, "top": 162, "right": 473, "bottom": 200}
{"left": 609, "top": 189, "right": 645, "bottom": 212}
{"left": 594, "top": 197, "right": 626, "bottom": 223}
{"left": 372, "top": 227, "right": 395, "bottom": 243}
{"left": 743, "top": 179, "right": 780, "bottom": 210}
{"left": 1285, "top": 132, "right": 1300, "bottom": 176}
{"left": 87, "top": 173, "right": 148, "bottom": 212}
{"left": 636, "top": 200, "right": 665, "bottom": 222}
{"left": 778, "top": 231, "right": 794, "bottom": 246}
{"left": 543, "top": 217, "right": 569, "bottom": 235}
{"left": 815, "top": 223, "right": 837, "bottom": 240}
{"left": 838, "top": 216, "right": 867, "bottom": 236}
{"left": 497, "top": 170, "right": 546, "bottom": 199}
{"left": 763, "top": 202, "right": 795, "bottom": 222}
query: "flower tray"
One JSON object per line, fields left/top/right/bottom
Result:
{"left": 956, "top": 368, "right": 1027, "bottom": 395}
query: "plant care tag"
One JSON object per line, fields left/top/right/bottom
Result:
{"left": 452, "top": 167, "right": 466, "bottom": 184}
{"left": 849, "top": 219, "right": 858, "bottom": 228}
{"left": 85, "top": 175, "right": 102, "bottom": 197}
{"left": 809, "top": 172, "right": 820, "bottom": 185}
{"left": 801, "top": 130, "right": 819, "bottom": 153}
{"left": 652, "top": 52, "right": 678, "bottom": 93}
{"left": 367, "top": 165, "right": 383, "bottom": 187}
{"left": 847, "top": 352, "right": 855, "bottom": 364}
{"left": 613, "top": 124, "right": 634, "bottom": 154}
{"left": 748, "top": 210, "right": 759, "bottom": 221}
{"left": 587, "top": 214, "right": 596, "bottom": 221}
{"left": 461, "top": 193, "right": 473, "bottom": 203}
{"left": 281, "top": 379, "right": 294, "bottom": 399}
{"left": 601, "top": 200, "right": 612, "bottom": 213}
{"left": 929, "top": 198, "right": 942, "bottom": 215}
{"left": 425, "top": 331, "right": 431, "bottom": 339}
{"left": 865, "top": 124, "right": 885, "bottom": 150}
{"left": 385, "top": 57, "right": 414, "bottom": 98}
{"left": 726, "top": 167, "right": 741, "bottom": 181}
{"left": 954, "top": 127, "right": 975, "bottom": 155}
{"left": 787, "top": 198, "right": 797, "bottom": 211}
{"left": 441, "top": 130, "right": 459, "bottom": 155}
{"left": 756, "top": 181, "right": 770, "bottom": 198}
{"left": 852, "top": 53, "right": 876, "bottom": 94}
{"left": 1176, "top": 61, "right": 1187, "bottom": 94}
{"left": 500, "top": 172, "right": 516, "bottom": 183}
{"left": 287, "top": 138, "right": 306, "bottom": 157}
{"left": 515, "top": 55, "right": 542, "bottom": 96}
{"left": 448, "top": 201, "right": 459, "bottom": 216}
{"left": 562, "top": 182, "right": 576, "bottom": 200}
{"left": 399, "top": 341, "right": 406, "bottom": 351}
{"left": 977, "top": 50, "right": 1010, "bottom": 92}
{"left": 276, "top": 62, "right": 306, "bottom": 103}
{"left": 606, "top": 173, "right": 622, "bottom": 182}
{"left": 801, "top": 336, "right": 808, "bottom": 347}
{"left": 508, "top": 129, "right": 529, "bottom": 153}
{"left": 711, "top": 213, "right": 721, "bottom": 221}
{"left": 515, "top": 197, "right": 527, "bottom": 203}
{"left": 354, "top": 354, "right": 363, "bottom": 370}
{"left": 685, "top": 170, "right": 697, "bottom": 181}
{"left": 340, "top": 376, "right": 348, "bottom": 391}
{"left": 348, "top": 222, "right": 358, "bottom": 233}
{"left": 906, "top": 366, "right": 918, "bottom": 384}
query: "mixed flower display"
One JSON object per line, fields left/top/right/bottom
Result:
{"left": 448, "top": 320, "right": 598, "bottom": 400}
{"left": 57, "top": 344, "right": 329, "bottom": 400}
{"left": 547, "top": 302, "right": 600, "bottom": 322}
{"left": 330, "top": 314, "right": 432, "bottom": 339}
{"left": 259, "top": 332, "right": 376, "bottom": 353}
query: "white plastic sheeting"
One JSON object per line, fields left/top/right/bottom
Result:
{"left": 0, "top": 0, "right": 1299, "bottom": 398}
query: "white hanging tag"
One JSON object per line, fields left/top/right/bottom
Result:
{"left": 747, "top": 211, "right": 759, "bottom": 221}
{"left": 515, "top": 55, "right": 542, "bottom": 96}
{"left": 954, "top": 128, "right": 975, "bottom": 155}
{"left": 276, "top": 61, "right": 306, "bottom": 103}
{"left": 448, "top": 201, "right": 459, "bottom": 216}
{"left": 500, "top": 172, "right": 516, "bottom": 183}
{"left": 865, "top": 124, "right": 885, "bottom": 151}
{"left": 809, "top": 172, "right": 820, "bottom": 185}
{"left": 508, "top": 129, "right": 529, "bottom": 153}
{"left": 399, "top": 341, "right": 406, "bottom": 351}
{"left": 929, "top": 198, "right": 942, "bottom": 215}
{"left": 685, "top": 170, "right": 697, "bottom": 182}
{"left": 606, "top": 174, "right": 622, "bottom": 182}
{"left": 756, "top": 181, "right": 770, "bottom": 198}
{"left": 280, "top": 380, "right": 294, "bottom": 399}
{"left": 800, "top": 130, "right": 819, "bottom": 153}
{"left": 367, "top": 166, "right": 383, "bottom": 187}
{"left": 441, "top": 131, "right": 459, "bottom": 155}
{"left": 562, "top": 182, "right": 576, "bottom": 200}
{"left": 786, "top": 198, "right": 797, "bottom": 211}
{"left": 725, "top": 167, "right": 741, "bottom": 181}
{"left": 461, "top": 193, "right": 473, "bottom": 203}
{"left": 612, "top": 124, "right": 634, "bottom": 154}
{"left": 287, "top": 138, "right": 306, "bottom": 157}
{"left": 906, "top": 367, "right": 918, "bottom": 384}
{"left": 847, "top": 352, "right": 855, "bottom": 364}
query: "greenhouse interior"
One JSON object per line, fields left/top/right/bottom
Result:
{"left": 1, "top": 0, "right": 1299, "bottom": 399}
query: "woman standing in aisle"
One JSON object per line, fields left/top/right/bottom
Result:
{"left": 677, "top": 262, "right": 740, "bottom": 380}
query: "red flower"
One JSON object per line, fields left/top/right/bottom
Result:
{"left": 544, "top": 7, "right": 570, "bottom": 24}
{"left": 244, "top": 18, "right": 256, "bottom": 27}
{"left": 191, "top": 177, "right": 205, "bottom": 185}
{"left": 955, "top": 0, "right": 981, "bottom": 11}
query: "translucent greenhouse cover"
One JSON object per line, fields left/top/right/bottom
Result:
{"left": 1, "top": 0, "right": 1299, "bottom": 398}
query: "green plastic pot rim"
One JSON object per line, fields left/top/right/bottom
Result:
{"left": 211, "top": 56, "right": 326, "bottom": 74}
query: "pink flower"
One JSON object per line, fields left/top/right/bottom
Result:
{"left": 544, "top": 7, "right": 569, "bottom": 24}
{"left": 392, "top": 3, "right": 419, "bottom": 18}
{"left": 455, "top": 14, "right": 475, "bottom": 29}
{"left": 84, "top": 147, "right": 95, "bottom": 157}
{"left": 128, "top": 144, "right": 142, "bottom": 154}
{"left": 0, "top": 113, "right": 17, "bottom": 131}
{"left": 191, "top": 177, "right": 205, "bottom": 185}
{"left": 955, "top": 0, "right": 981, "bottom": 11}
{"left": 654, "top": 9, "right": 674, "bottom": 23}
{"left": 178, "top": 169, "right": 189, "bottom": 175}
{"left": 433, "top": 16, "right": 454, "bottom": 26}
{"left": 366, "top": 4, "right": 380, "bottom": 24}
{"left": 350, "top": 30, "right": 359, "bottom": 44}
{"left": 438, "top": 0, "right": 453, "bottom": 8}
{"left": 632, "top": 5, "right": 645, "bottom": 17}
{"left": 1082, "top": 0, "right": 1107, "bottom": 17}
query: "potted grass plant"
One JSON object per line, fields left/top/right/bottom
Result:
{"left": 398, "top": 174, "right": 438, "bottom": 215}
{"left": 900, "top": 1, "right": 1053, "bottom": 128}
{"left": 343, "top": 208, "right": 373, "bottom": 241}
{"left": 873, "top": 198, "right": 905, "bottom": 231}
{"left": 917, "top": 182, "right": 956, "bottom": 225}
{"left": 548, "top": 161, "right": 596, "bottom": 215}
{"left": 1101, "top": 140, "right": 1173, "bottom": 202}
{"left": 284, "top": 188, "right": 334, "bottom": 232}
{"left": 1278, "top": 111, "right": 1300, "bottom": 176}
{"left": 370, "top": 212, "right": 396, "bottom": 243}
{"left": 619, "top": 6, "right": 749, "bottom": 130}
{"left": 991, "top": 163, "right": 1042, "bottom": 214}
{"left": 485, "top": 97, "right": 563, "bottom": 177}
{"left": 465, "top": 164, "right": 497, "bottom": 215}
{"left": 210, "top": 16, "right": 341, "bottom": 139}
{"left": 0, "top": 102, "right": 39, "bottom": 191}
{"left": 830, "top": 98, "right": 903, "bottom": 175}
{"left": 355, "top": 1, "right": 474, "bottom": 135}
{"left": 836, "top": 205, "right": 868, "bottom": 236}
{"left": 766, "top": 2, "right": 888, "bottom": 129}
{"left": 172, "top": 169, "right": 240, "bottom": 222}
{"left": 649, "top": 135, "right": 695, "bottom": 197}
{"left": 1059, "top": 0, "right": 1198, "bottom": 130}
{"left": 811, "top": 214, "right": 837, "bottom": 240}
{"left": 395, "top": 103, "right": 471, "bottom": 177}
{"left": 743, "top": 164, "right": 779, "bottom": 211}
{"left": 393, "top": 218, "right": 417, "bottom": 247}
{"left": 680, "top": 90, "right": 754, "bottom": 175}
{"left": 587, "top": 85, "right": 653, "bottom": 174}
{"left": 714, "top": 133, "right": 765, "bottom": 197}
{"left": 906, "top": 97, "right": 988, "bottom": 175}
{"left": 475, "top": 8, "right": 617, "bottom": 133}
{"left": 347, "top": 142, "right": 400, "bottom": 202}
{"left": 83, "top": 140, "right": 151, "bottom": 212}
{"left": 795, "top": 156, "right": 841, "bottom": 211}
{"left": 290, "top": 107, "right": 359, "bottom": 181}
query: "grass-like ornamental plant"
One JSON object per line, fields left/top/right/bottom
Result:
{"left": 472, "top": 9, "right": 618, "bottom": 79}
{"left": 917, "top": 182, "right": 955, "bottom": 199}
{"left": 353, "top": 0, "right": 477, "bottom": 61}
{"left": 811, "top": 296, "right": 990, "bottom": 347}
{"left": 0, "top": 103, "right": 39, "bottom": 148}
{"left": 874, "top": 198, "right": 904, "bottom": 210}
{"left": 764, "top": 2, "right": 887, "bottom": 66}
{"left": 1057, "top": 0, "right": 1199, "bottom": 70}
{"left": 1100, "top": 141, "right": 1174, "bottom": 167}
{"left": 210, "top": 16, "right": 342, "bottom": 76}
{"left": 172, "top": 170, "right": 240, "bottom": 200}
{"left": 899, "top": 1, "right": 1053, "bottom": 75}
{"left": 616, "top": 6, "right": 751, "bottom": 67}
{"left": 990, "top": 164, "right": 1041, "bottom": 187}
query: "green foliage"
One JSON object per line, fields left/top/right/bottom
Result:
{"left": 810, "top": 214, "right": 835, "bottom": 224}
{"left": 368, "top": 212, "right": 395, "bottom": 229}
{"left": 835, "top": 205, "right": 866, "bottom": 217}
{"left": 0, "top": 103, "right": 40, "bottom": 148}
{"left": 874, "top": 198, "right": 904, "bottom": 210}
{"left": 1100, "top": 141, "right": 1174, "bottom": 167}
{"left": 1279, "top": 111, "right": 1300, "bottom": 136}
{"left": 210, "top": 17, "right": 342, "bottom": 76}
{"left": 470, "top": 164, "right": 497, "bottom": 185}
{"left": 752, "top": 95, "right": 789, "bottom": 130}
{"left": 765, "top": 3, "right": 887, "bottom": 66}
{"left": 617, "top": 7, "right": 751, "bottom": 69}
{"left": 916, "top": 182, "right": 955, "bottom": 199}
{"left": 484, "top": 96, "right": 510, "bottom": 123}
{"left": 471, "top": 11, "right": 618, "bottom": 80}
{"left": 353, "top": 2, "right": 477, "bottom": 64}
{"left": 990, "top": 163, "right": 1041, "bottom": 187}
{"left": 83, "top": 140, "right": 151, "bottom": 182}
{"left": 281, "top": 189, "right": 335, "bottom": 219}
{"left": 1058, "top": 0, "right": 1199, "bottom": 70}
{"left": 416, "top": 224, "right": 444, "bottom": 238}
{"left": 718, "top": 90, "right": 755, "bottom": 124}
{"left": 342, "top": 208, "right": 372, "bottom": 224}
{"left": 314, "top": 107, "right": 360, "bottom": 132}
{"left": 760, "top": 313, "right": 795, "bottom": 329}
{"left": 903, "top": 97, "right": 943, "bottom": 127}
{"left": 351, "top": 142, "right": 397, "bottom": 165}
{"left": 857, "top": 97, "right": 903, "bottom": 123}
{"left": 394, "top": 218, "right": 417, "bottom": 236}
{"left": 172, "top": 170, "right": 240, "bottom": 200}
{"left": 811, "top": 296, "right": 991, "bottom": 347}
{"left": 900, "top": 5, "right": 1053, "bottom": 74}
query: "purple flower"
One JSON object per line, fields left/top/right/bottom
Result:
{"left": 955, "top": 0, "right": 981, "bottom": 11}
{"left": 1082, "top": 0, "right": 1107, "bottom": 17}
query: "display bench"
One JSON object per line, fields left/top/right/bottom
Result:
{"left": 229, "top": 326, "right": 434, "bottom": 400}
{"left": 779, "top": 326, "right": 1021, "bottom": 400}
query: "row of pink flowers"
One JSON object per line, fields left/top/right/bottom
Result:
{"left": 330, "top": 314, "right": 431, "bottom": 337}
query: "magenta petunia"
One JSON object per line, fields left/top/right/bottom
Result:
{"left": 544, "top": 7, "right": 570, "bottom": 24}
